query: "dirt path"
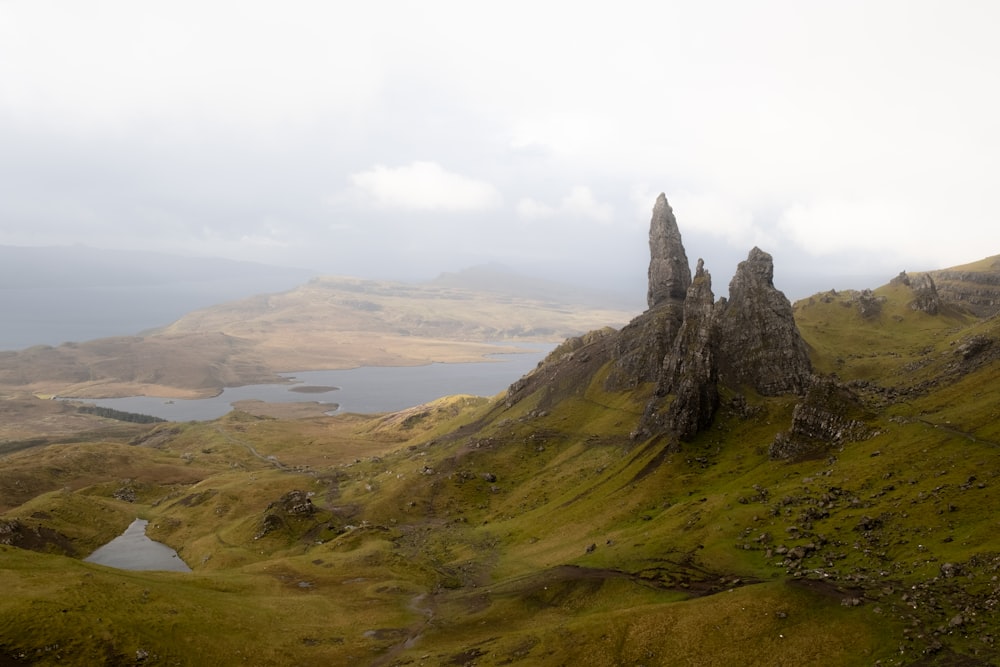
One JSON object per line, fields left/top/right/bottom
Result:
{"left": 211, "top": 425, "right": 289, "bottom": 470}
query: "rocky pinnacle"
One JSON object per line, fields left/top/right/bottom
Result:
{"left": 647, "top": 194, "right": 691, "bottom": 309}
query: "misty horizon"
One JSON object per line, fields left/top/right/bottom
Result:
{"left": 1, "top": 2, "right": 997, "bottom": 311}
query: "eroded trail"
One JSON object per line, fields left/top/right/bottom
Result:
{"left": 368, "top": 592, "right": 436, "bottom": 667}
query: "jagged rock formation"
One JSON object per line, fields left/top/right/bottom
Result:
{"left": 640, "top": 260, "right": 718, "bottom": 441}
{"left": 607, "top": 195, "right": 690, "bottom": 390}
{"left": 714, "top": 248, "right": 812, "bottom": 396}
{"left": 509, "top": 194, "right": 813, "bottom": 444}
{"left": 909, "top": 273, "right": 941, "bottom": 314}
{"left": 891, "top": 271, "right": 941, "bottom": 315}
{"left": 769, "top": 379, "right": 876, "bottom": 460}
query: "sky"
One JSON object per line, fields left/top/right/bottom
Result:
{"left": 1, "top": 0, "right": 998, "bottom": 301}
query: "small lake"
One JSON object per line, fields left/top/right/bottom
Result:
{"left": 83, "top": 346, "right": 553, "bottom": 422}
{"left": 84, "top": 519, "right": 192, "bottom": 572}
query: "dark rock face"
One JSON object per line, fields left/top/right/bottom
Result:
{"left": 715, "top": 247, "right": 812, "bottom": 396}
{"left": 640, "top": 260, "right": 718, "bottom": 441}
{"left": 607, "top": 194, "right": 689, "bottom": 390}
{"left": 646, "top": 194, "right": 691, "bottom": 309}
{"left": 606, "top": 306, "right": 685, "bottom": 390}
{"left": 770, "top": 379, "right": 875, "bottom": 460}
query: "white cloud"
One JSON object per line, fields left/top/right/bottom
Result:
{"left": 240, "top": 234, "right": 289, "bottom": 248}
{"left": 516, "top": 186, "right": 613, "bottom": 224}
{"left": 562, "top": 186, "right": 614, "bottom": 224}
{"left": 515, "top": 198, "right": 556, "bottom": 221}
{"left": 669, "top": 192, "right": 767, "bottom": 246}
{"left": 350, "top": 162, "right": 501, "bottom": 212}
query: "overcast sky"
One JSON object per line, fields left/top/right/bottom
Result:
{"left": 1, "top": 1, "right": 998, "bottom": 300}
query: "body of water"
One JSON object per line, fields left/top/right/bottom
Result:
{"left": 84, "top": 519, "right": 191, "bottom": 572}
{"left": 83, "top": 347, "right": 552, "bottom": 422}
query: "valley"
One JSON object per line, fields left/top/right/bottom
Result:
{"left": 2, "top": 201, "right": 1000, "bottom": 665}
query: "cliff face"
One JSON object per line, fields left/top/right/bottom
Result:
{"left": 640, "top": 259, "right": 718, "bottom": 441}
{"left": 930, "top": 256, "right": 1000, "bottom": 317}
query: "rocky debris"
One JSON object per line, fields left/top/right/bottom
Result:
{"left": 270, "top": 490, "right": 315, "bottom": 516}
{"left": 770, "top": 378, "right": 876, "bottom": 460}
{"left": 255, "top": 490, "right": 315, "bottom": 539}
{"left": 851, "top": 289, "right": 884, "bottom": 319}
{"left": 942, "top": 334, "right": 999, "bottom": 380}
{"left": 646, "top": 193, "right": 691, "bottom": 309}
{"left": 955, "top": 334, "right": 992, "bottom": 361}
{"left": 640, "top": 260, "right": 718, "bottom": 441}
{"left": 715, "top": 247, "right": 813, "bottom": 396}
{"left": 113, "top": 479, "right": 138, "bottom": 503}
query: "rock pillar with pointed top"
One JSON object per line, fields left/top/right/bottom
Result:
{"left": 607, "top": 194, "right": 692, "bottom": 389}
{"left": 647, "top": 194, "right": 691, "bottom": 309}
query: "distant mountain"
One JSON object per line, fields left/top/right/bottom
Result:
{"left": 0, "top": 245, "right": 316, "bottom": 350}
{"left": 0, "top": 245, "right": 315, "bottom": 290}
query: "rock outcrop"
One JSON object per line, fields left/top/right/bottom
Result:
{"left": 930, "top": 256, "right": 1000, "bottom": 318}
{"left": 508, "top": 193, "right": 814, "bottom": 445}
{"left": 714, "top": 248, "right": 812, "bottom": 396}
{"left": 852, "top": 289, "right": 884, "bottom": 319}
{"left": 640, "top": 260, "right": 718, "bottom": 441}
{"left": 769, "top": 379, "right": 876, "bottom": 460}
{"left": 255, "top": 490, "right": 315, "bottom": 539}
{"left": 892, "top": 271, "right": 942, "bottom": 315}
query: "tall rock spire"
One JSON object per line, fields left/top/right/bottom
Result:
{"left": 647, "top": 194, "right": 691, "bottom": 309}
{"left": 607, "top": 194, "right": 691, "bottom": 389}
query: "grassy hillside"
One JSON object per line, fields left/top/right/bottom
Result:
{"left": 2, "top": 274, "right": 1000, "bottom": 665}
